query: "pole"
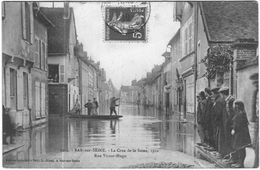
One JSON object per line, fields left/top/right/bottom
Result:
{"left": 118, "top": 87, "right": 121, "bottom": 115}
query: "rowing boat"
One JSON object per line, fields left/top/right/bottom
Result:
{"left": 67, "top": 114, "right": 123, "bottom": 119}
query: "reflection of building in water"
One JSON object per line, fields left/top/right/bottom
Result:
{"left": 3, "top": 124, "right": 49, "bottom": 166}
{"left": 48, "top": 117, "right": 69, "bottom": 153}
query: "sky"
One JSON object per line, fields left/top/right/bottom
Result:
{"left": 41, "top": 2, "right": 180, "bottom": 89}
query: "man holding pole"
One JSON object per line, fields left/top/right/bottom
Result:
{"left": 110, "top": 97, "right": 120, "bottom": 115}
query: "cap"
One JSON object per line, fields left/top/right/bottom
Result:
{"left": 218, "top": 86, "right": 229, "bottom": 93}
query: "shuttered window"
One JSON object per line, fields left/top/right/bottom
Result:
{"left": 23, "top": 72, "right": 28, "bottom": 108}
{"left": 41, "top": 83, "right": 46, "bottom": 117}
{"left": 10, "top": 68, "right": 16, "bottom": 109}
{"left": 182, "top": 15, "right": 194, "bottom": 57}
{"left": 35, "top": 81, "right": 40, "bottom": 119}
{"left": 34, "top": 38, "right": 40, "bottom": 68}
{"left": 59, "top": 65, "right": 65, "bottom": 83}
{"left": 22, "top": 2, "right": 33, "bottom": 43}
{"left": 41, "top": 42, "right": 45, "bottom": 70}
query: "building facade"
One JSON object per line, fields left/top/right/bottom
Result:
{"left": 2, "top": 2, "right": 52, "bottom": 128}
{"left": 42, "top": 7, "right": 79, "bottom": 115}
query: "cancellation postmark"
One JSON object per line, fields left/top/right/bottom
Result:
{"left": 102, "top": 2, "right": 150, "bottom": 42}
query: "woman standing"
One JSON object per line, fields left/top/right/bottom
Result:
{"left": 231, "top": 100, "right": 251, "bottom": 168}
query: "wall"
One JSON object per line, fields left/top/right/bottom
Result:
{"left": 237, "top": 64, "right": 258, "bottom": 142}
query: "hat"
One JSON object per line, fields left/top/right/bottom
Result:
{"left": 218, "top": 86, "right": 229, "bottom": 93}
{"left": 211, "top": 87, "right": 220, "bottom": 94}
{"left": 234, "top": 99, "right": 244, "bottom": 105}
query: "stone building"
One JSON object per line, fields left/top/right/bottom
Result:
{"left": 2, "top": 2, "right": 53, "bottom": 128}
{"left": 42, "top": 7, "right": 79, "bottom": 115}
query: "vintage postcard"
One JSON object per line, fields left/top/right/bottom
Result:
{"left": 2, "top": 1, "right": 258, "bottom": 169}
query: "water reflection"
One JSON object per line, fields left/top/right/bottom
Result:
{"left": 3, "top": 104, "right": 199, "bottom": 166}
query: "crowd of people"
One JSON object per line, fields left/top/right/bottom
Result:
{"left": 196, "top": 86, "right": 252, "bottom": 168}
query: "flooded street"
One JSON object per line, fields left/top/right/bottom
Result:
{"left": 3, "top": 104, "right": 209, "bottom": 168}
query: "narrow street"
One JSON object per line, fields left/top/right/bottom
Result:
{"left": 2, "top": 1, "right": 258, "bottom": 168}
{"left": 4, "top": 104, "right": 216, "bottom": 168}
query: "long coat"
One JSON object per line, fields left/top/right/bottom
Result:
{"left": 212, "top": 96, "right": 231, "bottom": 155}
{"left": 197, "top": 99, "right": 207, "bottom": 126}
{"left": 231, "top": 111, "right": 251, "bottom": 149}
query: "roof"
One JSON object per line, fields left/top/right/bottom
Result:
{"left": 201, "top": 1, "right": 258, "bottom": 42}
{"left": 120, "top": 86, "right": 131, "bottom": 92}
{"left": 168, "top": 29, "right": 180, "bottom": 46}
{"left": 41, "top": 7, "right": 77, "bottom": 54}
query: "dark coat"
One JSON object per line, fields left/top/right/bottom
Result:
{"left": 213, "top": 96, "right": 231, "bottom": 155}
{"left": 197, "top": 99, "right": 207, "bottom": 126}
{"left": 231, "top": 111, "right": 251, "bottom": 149}
{"left": 205, "top": 96, "right": 213, "bottom": 129}
{"left": 85, "top": 102, "right": 92, "bottom": 109}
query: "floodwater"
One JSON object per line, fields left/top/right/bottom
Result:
{"left": 3, "top": 104, "right": 199, "bottom": 167}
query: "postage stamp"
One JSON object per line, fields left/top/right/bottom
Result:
{"left": 102, "top": 2, "right": 150, "bottom": 42}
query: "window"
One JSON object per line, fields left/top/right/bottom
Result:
{"left": 10, "top": 68, "right": 16, "bottom": 109}
{"left": 35, "top": 81, "right": 40, "bottom": 118}
{"left": 182, "top": 15, "right": 193, "bottom": 57}
{"left": 39, "top": 40, "right": 41, "bottom": 68}
{"left": 41, "top": 42, "right": 46, "bottom": 70}
{"left": 23, "top": 72, "right": 28, "bottom": 107}
{"left": 59, "top": 65, "right": 65, "bottom": 83}
{"left": 41, "top": 83, "right": 46, "bottom": 117}
{"left": 188, "top": 22, "right": 192, "bottom": 52}
{"left": 35, "top": 38, "right": 40, "bottom": 67}
{"left": 2, "top": 2, "right": 5, "bottom": 20}
{"left": 48, "top": 65, "right": 59, "bottom": 83}
{"left": 22, "top": 2, "right": 32, "bottom": 43}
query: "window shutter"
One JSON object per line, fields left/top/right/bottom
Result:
{"left": 28, "top": 74, "right": 32, "bottom": 109}
{"left": 191, "top": 16, "right": 194, "bottom": 51}
{"left": 59, "top": 64, "right": 65, "bottom": 83}
{"left": 21, "top": 2, "right": 26, "bottom": 40}
{"left": 29, "top": 3, "right": 34, "bottom": 44}
{"left": 17, "top": 70, "right": 23, "bottom": 110}
{"left": 45, "top": 44, "right": 48, "bottom": 71}
{"left": 41, "top": 82, "right": 46, "bottom": 117}
{"left": 181, "top": 28, "right": 185, "bottom": 58}
{"left": 35, "top": 81, "right": 40, "bottom": 118}
{"left": 5, "top": 67, "right": 10, "bottom": 108}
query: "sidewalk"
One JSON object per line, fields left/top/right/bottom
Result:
{"left": 196, "top": 144, "right": 255, "bottom": 168}
{"left": 3, "top": 144, "right": 24, "bottom": 154}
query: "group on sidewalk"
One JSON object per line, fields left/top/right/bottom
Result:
{"left": 196, "top": 87, "right": 253, "bottom": 168}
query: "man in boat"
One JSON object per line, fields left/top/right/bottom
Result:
{"left": 84, "top": 100, "right": 92, "bottom": 115}
{"left": 110, "top": 97, "right": 120, "bottom": 115}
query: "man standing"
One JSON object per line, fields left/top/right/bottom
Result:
{"left": 74, "top": 99, "right": 81, "bottom": 115}
{"left": 110, "top": 97, "right": 120, "bottom": 115}
{"left": 204, "top": 88, "right": 214, "bottom": 148}
{"left": 84, "top": 100, "right": 92, "bottom": 115}
{"left": 197, "top": 91, "right": 207, "bottom": 146}
{"left": 93, "top": 98, "right": 99, "bottom": 114}
{"left": 219, "top": 87, "right": 235, "bottom": 159}
{"left": 211, "top": 87, "right": 226, "bottom": 157}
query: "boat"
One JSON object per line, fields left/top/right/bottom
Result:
{"left": 67, "top": 114, "right": 123, "bottom": 119}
